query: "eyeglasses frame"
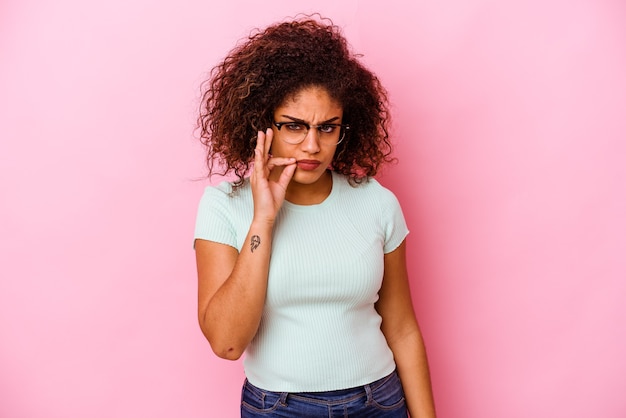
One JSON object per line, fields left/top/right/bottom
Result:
{"left": 272, "top": 121, "right": 350, "bottom": 145}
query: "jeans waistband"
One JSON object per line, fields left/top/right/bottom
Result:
{"left": 244, "top": 369, "right": 398, "bottom": 404}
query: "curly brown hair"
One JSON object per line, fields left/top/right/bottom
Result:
{"left": 197, "top": 15, "right": 393, "bottom": 186}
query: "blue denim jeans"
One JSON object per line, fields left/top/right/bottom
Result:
{"left": 240, "top": 370, "right": 408, "bottom": 417}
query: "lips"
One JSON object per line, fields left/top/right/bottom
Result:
{"left": 296, "top": 160, "right": 321, "bottom": 171}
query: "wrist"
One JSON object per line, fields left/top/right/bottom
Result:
{"left": 250, "top": 217, "right": 275, "bottom": 230}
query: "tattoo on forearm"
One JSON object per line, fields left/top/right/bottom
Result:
{"left": 250, "top": 235, "right": 261, "bottom": 253}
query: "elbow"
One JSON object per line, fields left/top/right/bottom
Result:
{"left": 211, "top": 343, "right": 244, "bottom": 361}
{"left": 199, "top": 323, "right": 245, "bottom": 360}
{"left": 198, "top": 311, "right": 247, "bottom": 360}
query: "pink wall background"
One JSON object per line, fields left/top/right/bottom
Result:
{"left": 1, "top": 1, "right": 625, "bottom": 417}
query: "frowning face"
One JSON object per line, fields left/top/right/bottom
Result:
{"left": 271, "top": 86, "right": 344, "bottom": 193}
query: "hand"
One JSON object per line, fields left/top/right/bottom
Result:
{"left": 250, "top": 128, "right": 296, "bottom": 224}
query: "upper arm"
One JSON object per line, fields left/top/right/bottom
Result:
{"left": 195, "top": 239, "right": 238, "bottom": 325}
{"left": 376, "top": 239, "right": 419, "bottom": 344}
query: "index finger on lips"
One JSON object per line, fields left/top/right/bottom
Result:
{"left": 267, "top": 156, "right": 296, "bottom": 167}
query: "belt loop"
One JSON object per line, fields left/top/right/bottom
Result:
{"left": 279, "top": 392, "right": 289, "bottom": 406}
{"left": 364, "top": 384, "right": 373, "bottom": 405}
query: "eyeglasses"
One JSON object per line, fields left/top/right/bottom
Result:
{"left": 273, "top": 121, "right": 350, "bottom": 145}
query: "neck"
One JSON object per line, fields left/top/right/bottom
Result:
{"left": 285, "top": 170, "right": 333, "bottom": 205}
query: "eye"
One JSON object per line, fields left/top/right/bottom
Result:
{"left": 318, "top": 124, "right": 337, "bottom": 134}
{"left": 284, "top": 122, "right": 306, "bottom": 132}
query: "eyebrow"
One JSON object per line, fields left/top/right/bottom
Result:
{"left": 278, "top": 115, "right": 341, "bottom": 124}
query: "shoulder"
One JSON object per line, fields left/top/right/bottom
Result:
{"left": 334, "top": 173, "right": 401, "bottom": 208}
{"left": 195, "top": 178, "right": 253, "bottom": 246}
{"left": 200, "top": 178, "right": 252, "bottom": 201}
{"left": 197, "top": 178, "right": 253, "bottom": 220}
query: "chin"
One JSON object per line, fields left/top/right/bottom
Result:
{"left": 292, "top": 169, "right": 327, "bottom": 185}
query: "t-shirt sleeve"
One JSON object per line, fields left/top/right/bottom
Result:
{"left": 381, "top": 188, "right": 410, "bottom": 254}
{"left": 193, "top": 185, "right": 238, "bottom": 249}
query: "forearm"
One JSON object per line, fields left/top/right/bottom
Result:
{"left": 201, "top": 220, "right": 274, "bottom": 359}
{"left": 390, "top": 329, "right": 437, "bottom": 418}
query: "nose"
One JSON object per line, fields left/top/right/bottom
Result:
{"left": 301, "top": 128, "right": 321, "bottom": 153}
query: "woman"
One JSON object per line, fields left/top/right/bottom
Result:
{"left": 194, "top": 16, "right": 436, "bottom": 417}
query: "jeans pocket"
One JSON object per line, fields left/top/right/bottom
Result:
{"left": 241, "top": 380, "right": 284, "bottom": 414}
{"left": 369, "top": 371, "right": 406, "bottom": 411}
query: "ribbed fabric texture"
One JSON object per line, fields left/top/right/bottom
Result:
{"left": 194, "top": 171, "right": 409, "bottom": 392}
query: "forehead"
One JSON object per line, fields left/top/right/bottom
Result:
{"left": 275, "top": 86, "right": 343, "bottom": 115}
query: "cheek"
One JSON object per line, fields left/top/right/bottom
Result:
{"left": 268, "top": 140, "right": 291, "bottom": 158}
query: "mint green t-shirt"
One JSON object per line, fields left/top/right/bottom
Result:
{"left": 194, "top": 171, "right": 409, "bottom": 392}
